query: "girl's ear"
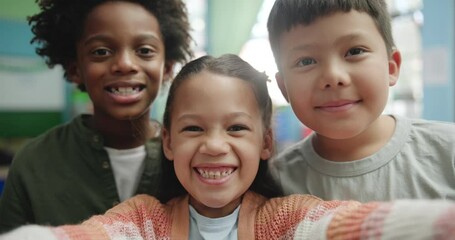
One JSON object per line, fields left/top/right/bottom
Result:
{"left": 67, "top": 62, "right": 83, "bottom": 85}
{"left": 260, "top": 128, "right": 274, "bottom": 161}
{"left": 388, "top": 49, "right": 401, "bottom": 86}
{"left": 162, "top": 128, "right": 174, "bottom": 161}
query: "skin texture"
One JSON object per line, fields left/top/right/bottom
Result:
{"left": 275, "top": 11, "right": 401, "bottom": 161}
{"left": 162, "top": 71, "right": 273, "bottom": 218}
{"left": 68, "top": 1, "right": 171, "bottom": 149}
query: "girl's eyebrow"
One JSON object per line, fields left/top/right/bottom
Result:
{"left": 175, "top": 112, "right": 253, "bottom": 122}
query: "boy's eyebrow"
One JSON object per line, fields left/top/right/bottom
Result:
{"left": 288, "top": 31, "right": 368, "bottom": 54}
{"left": 289, "top": 43, "right": 317, "bottom": 53}
{"left": 82, "top": 33, "right": 162, "bottom": 46}
{"left": 333, "top": 32, "right": 367, "bottom": 45}
{"left": 285, "top": 43, "right": 319, "bottom": 59}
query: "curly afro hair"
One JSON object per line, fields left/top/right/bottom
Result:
{"left": 28, "top": 0, "right": 193, "bottom": 85}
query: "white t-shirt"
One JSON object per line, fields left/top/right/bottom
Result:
{"left": 189, "top": 204, "right": 240, "bottom": 240}
{"left": 104, "top": 145, "right": 146, "bottom": 201}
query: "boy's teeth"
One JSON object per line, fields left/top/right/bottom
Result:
{"left": 197, "top": 168, "right": 234, "bottom": 179}
{"left": 110, "top": 87, "right": 140, "bottom": 96}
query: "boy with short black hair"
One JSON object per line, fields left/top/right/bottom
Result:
{"left": 267, "top": 0, "right": 455, "bottom": 201}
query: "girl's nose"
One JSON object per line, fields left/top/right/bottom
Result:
{"left": 111, "top": 50, "right": 139, "bottom": 74}
{"left": 319, "top": 62, "right": 351, "bottom": 89}
{"left": 199, "top": 134, "right": 230, "bottom": 156}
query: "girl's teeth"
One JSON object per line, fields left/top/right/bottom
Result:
{"left": 197, "top": 168, "right": 234, "bottom": 179}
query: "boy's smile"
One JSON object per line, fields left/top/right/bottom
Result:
{"left": 315, "top": 99, "right": 362, "bottom": 113}
{"left": 70, "top": 1, "right": 167, "bottom": 121}
{"left": 104, "top": 81, "right": 146, "bottom": 104}
{"left": 276, "top": 10, "right": 400, "bottom": 142}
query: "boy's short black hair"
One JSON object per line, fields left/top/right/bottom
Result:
{"left": 267, "top": 0, "right": 395, "bottom": 69}
{"left": 28, "top": 0, "right": 193, "bottom": 85}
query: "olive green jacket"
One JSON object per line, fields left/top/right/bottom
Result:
{"left": 0, "top": 114, "right": 162, "bottom": 233}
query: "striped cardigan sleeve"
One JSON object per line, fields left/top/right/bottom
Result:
{"left": 250, "top": 193, "right": 455, "bottom": 240}
{"left": 291, "top": 197, "right": 455, "bottom": 240}
{"left": 1, "top": 194, "right": 454, "bottom": 240}
{"left": 52, "top": 194, "right": 173, "bottom": 240}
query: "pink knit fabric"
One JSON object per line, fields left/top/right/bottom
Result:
{"left": 49, "top": 192, "right": 455, "bottom": 240}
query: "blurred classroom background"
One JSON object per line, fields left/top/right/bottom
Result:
{"left": 0, "top": 0, "right": 454, "bottom": 194}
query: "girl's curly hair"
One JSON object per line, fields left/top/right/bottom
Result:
{"left": 28, "top": 0, "right": 193, "bottom": 84}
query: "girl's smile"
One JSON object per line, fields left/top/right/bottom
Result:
{"left": 163, "top": 70, "right": 272, "bottom": 217}
{"left": 195, "top": 166, "right": 237, "bottom": 185}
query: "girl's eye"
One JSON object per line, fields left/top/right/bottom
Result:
{"left": 297, "top": 58, "right": 316, "bottom": 67}
{"left": 92, "top": 48, "right": 111, "bottom": 56}
{"left": 228, "top": 125, "right": 248, "bottom": 132}
{"left": 346, "top": 48, "right": 365, "bottom": 57}
{"left": 182, "top": 126, "right": 202, "bottom": 132}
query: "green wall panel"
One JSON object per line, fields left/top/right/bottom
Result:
{"left": 207, "top": 0, "right": 263, "bottom": 56}
{"left": 0, "top": 112, "right": 63, "bottom": 137}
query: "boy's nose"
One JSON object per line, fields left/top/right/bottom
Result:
{"left": 319, "top": 63, "right": 350, "bottom": 89}
{"left": 199, "top": 134, "right": 230, "bottom": 156}
{"left": 111, "top": 50, "right": 139, "bottom": 74}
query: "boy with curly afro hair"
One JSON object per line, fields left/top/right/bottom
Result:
{"left": 0, "top": 0, "right": 193, "bottom": 233}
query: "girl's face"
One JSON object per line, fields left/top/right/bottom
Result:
{"left": 163, "top": 71, "right": 272, "bottom": 218}
{"left": 69, "top": 1, "right": 170, "bottom": 121}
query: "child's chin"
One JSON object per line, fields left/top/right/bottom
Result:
{"left": 202, "top": 199, "right": 231, "bottom": 209}
{"left": 113, "top": 110, "right": 148, "bottom": 121}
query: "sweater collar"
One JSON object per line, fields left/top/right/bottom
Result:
{"left": 170, "top": 191, "right": 266, "bottom": 239}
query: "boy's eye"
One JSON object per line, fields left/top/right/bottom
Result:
{"left": 91, "top": 48, "right": 111, "bottom": 56}
{"left": 137, "top": 47, "right": 155, "bottom": 56}
{"left": 297, "top": 58, "right": 316, "bottom": 67}
{"left": 346, "top": 48, "right": 365, "bottom": 57}
{"left": 228, "top": 125, "right": 248, "bottom": 132}
{"left": 182, "top": 126, "right": 203, "bottom": 132}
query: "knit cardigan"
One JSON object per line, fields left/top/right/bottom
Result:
{"left": 42, "top": 191, "right": 455, "bottom": 239}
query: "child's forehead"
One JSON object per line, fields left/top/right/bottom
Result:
{"left": 278, "top": 11, "right": 381, "bottom": 48}
{"left": 170, "top": 72, "right": 260, "bottom": 114}
{"left": 85, "top": 1, "right": 157, "bottom": 24}
{"left": 180, "top": 71, "right": 248, "bottom": 90}
{"left": 173, "top": 72, "right": 254, "bottom": 101}
{"left": 79, "top": 1, "right": 163, "bottom": 41}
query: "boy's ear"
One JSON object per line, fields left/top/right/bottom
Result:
{"left": 275, "top": 72, "right": 289, "bottom": 102}
{"left": 162, "top": 128, "right": 174, "bottom": 161}
{"left": 162, "top": 61, "right": 176, "bottom": 84}
{"left": 67, "top": 62, "right": 83, "bottom": 85}
{"left": 388, "top": 49, "right": 401, "bottom": 86}
{"left": 260, "top": 128, "right": 274, "bottom": 161}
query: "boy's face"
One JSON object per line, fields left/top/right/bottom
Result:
{"left": 162, "top": 71, "right": 272, "bottom": 218}
{"left": 275, "top": 11, "right": 401, "bottom": 139}
{"left": 69, "top": 1, "right": 169, "bottom": 121}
